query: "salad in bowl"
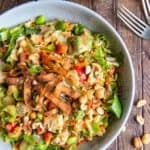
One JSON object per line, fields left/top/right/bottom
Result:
{"left": 0, "top": 15, "right": 122, "bottom": 150}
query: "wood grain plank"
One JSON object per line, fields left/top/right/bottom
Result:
{"left": 92, "top": 0, "right": 115, "bottom": 26}
{"left": 0, "top": 0, "right": 18, "bottom": 14}
{"left": 17, "top": 0, "right": 30, "bottom": 5}
{"left": 73, "top": 0, "right": 92, "bottom": 9}
{"left": 142, "top": 39, "right": 150, "bottom": 150}
{"left": 140, "top": 3, "right": 150, "bottom": 149}
{"left": 117, "top": 0, "right": 143, "bottom": 149}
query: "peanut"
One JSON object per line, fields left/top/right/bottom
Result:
{"left": 142, "top": 133, "right": 150, "bottom": 145}
{"left": 136, "top": 115, "right": 144, "bottom": 125}
{"left": 136, "top": 99, "right": 146, "bottom": 108}
{"left": 133, "top": 137, "right": 143, "bottom": 149}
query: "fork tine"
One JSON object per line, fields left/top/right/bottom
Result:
{"left": 118, "top": 10, "right": 142, "bottom": 33}
{"left": 142, "top": 0, "right": 149, "bottom": 18}
{"left": 117, "top": 10, "right": 142, "bottom": 37}
{"left": 145, "top": 0, "right": 150, "bottom": 14}
{"left": 121, "top": 5, "right": 148, "bottom": 28}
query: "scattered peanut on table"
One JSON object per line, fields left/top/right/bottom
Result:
{"left": 142, "top": 134, "right": 150, "bottom": 145}
{"left": 135, "top": 115, "right": 144, "bottom": 125}
{"left": 136, "top": 99, "right": 147, "bottom": 108}
{"left": 121, "top": 98, "right": 150, "bottom": 148}
{"left": 133, "top": 137, "right": 143, "bottom": 149}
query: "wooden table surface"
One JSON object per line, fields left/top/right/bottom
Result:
{"left": 0, "top": 0, "right": 150, "bottom": 150}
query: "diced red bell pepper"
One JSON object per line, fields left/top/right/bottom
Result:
{"left": 74, "top": 65, "right": 87, "bottom": 83}
{"left": 5, "top": 123, "right": 16, "bottom": 132}
{"left": 43, "top": 132, "right": 53, "bottom": 144}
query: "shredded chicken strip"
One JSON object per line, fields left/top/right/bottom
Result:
{"left": 6, "top": 77, "right": 24, "bottom": 85}
{"left": 35, "top": 79, "right": 61, "bottom": 109}
{"left": 40, "top": 51, "right": 61, "bottom": 64}
{"left": 19, "top": 52, "right": 29, "bottom": 63}
{"left": 0, "top": 71, "right": 7, "bottom": 84}
{"left": 40, "top": 51, "right": 67, "bottom": 76}
{"left": 44, "top": 92, "right": 72, "bottom": 115}
{"left": 18, "top": 63, "right": 29, "bottom": 76}
{"left": 9, "top": 68, "right": 22, "bottom": 77}
{"left": 37, "top": 73, "right": 56, "bottom": 82}
{"left": 24, "top": 79, "right": 32, "bottom": 108}
{"left": 54, "top": 81, "right": 80, "bottom": 99}
{"left": 44, "top": 108, "right": 58, "bottom": 118}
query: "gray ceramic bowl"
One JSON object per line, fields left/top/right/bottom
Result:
{"left": 0, "top": 0, "right": 135, "bottom": 150}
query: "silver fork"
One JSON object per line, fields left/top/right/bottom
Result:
{"left": 142, "top": 0, "right": 150, "bottom": 25}
{"left": 117, "top": 5, "right": 150, "bottom": 40}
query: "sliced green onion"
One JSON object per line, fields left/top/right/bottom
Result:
{"left": 55, "top": 20, "right": 66, "bottom": 31}
{"left": 35, "top": 15, "right": 46, "bottom": 25}
{"left": 72, "top": 24, "right": 84, "bottom": 35}
{"left": 46, "top": 43, "right": 55, "bottom": 51}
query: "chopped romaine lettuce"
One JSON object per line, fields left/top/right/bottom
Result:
{"left": 0, "top": 28, "right": 10, "bottom": 42}
{"left": 23, "top": 134, "right": 35, "bottom": 145}
{"left": 75, "top": 110, "right": 85, "bottom": 120}
{"left": 66, "top": 136, "right": 77, "bottom": 145}
{"left": 108, "top": 93, "right": 122, "bottom": 119}
{"left": 94, "top": 46, "right": 110, "bottom": 70}
{"left": 4, "top": 25, "right": 24, "bottom": 60}
{"left": 87, "top": 122, "right": 100, "bottom": 137}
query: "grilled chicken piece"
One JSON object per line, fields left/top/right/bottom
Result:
{"left": 40, "top": 51, "right": 67, "bottom": 76}
{"left": 44, "top": 92, "right": 72, "bottom": 115}
{"left": 6, "top": 77, "right": 24, "bottom": 85}
{"left": 0, "top": 71, "right": 7, "bottom": 83}
{"left": 19, "top": 52, "right": 29, "bottom": 63}
{"left": 9, "top": 68, "right": 22, "bottom": 77}
{"left": 44, "top": 108, "right": 58, "bottom": 118}
{"left": 63, "top": 57, "right": 73, "bottom": 70}
{"left": 37, "top": 73, "right": 56, "bottom": 82}
{"left": 35, "top": 80, "right": 60, "bottom": 109}
{"left": 18, "top": 63, "right": 29, "bottom": 76}
{"left": 54, "top": 82, "right": 80, "bottom": 99}
{"left": 24, "top": 79, "right": 32, "bottom": 108}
